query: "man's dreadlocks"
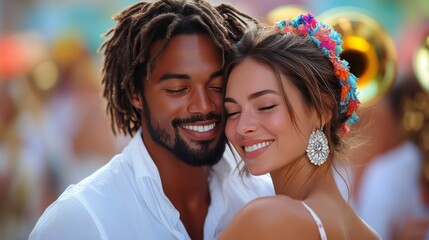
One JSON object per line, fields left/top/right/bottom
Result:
{"left": 100, "top": 0, "right": 257, "bottom": 136}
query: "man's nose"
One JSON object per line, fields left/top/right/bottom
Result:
{"left": 187, "top": 87, "right": 217, "bottom": 114}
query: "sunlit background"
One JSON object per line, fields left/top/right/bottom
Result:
{"left": 1, "top": 0, "right": 429, "bottom": 239}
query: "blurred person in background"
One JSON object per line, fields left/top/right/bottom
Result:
{"left": 0, "top": 32, "right": 59, "bottom": 240}
{"left": 351, "top": 73, "right": 429, "bottom": 240}
{"left": 30, "top": 1, "right": 274, "bottom": 240}
{"left": 45, "top": 33, "right": 119, "bottom": 192}
{"left": 0, "top": 80, "right": 24, "bottom": 239}
{"left": 349, "top": 22, "right": 429, "bottom": 239}
{"left": 420, "top": 162, "right": 429, "bottom": 239}
{"left": 0, "top": 28, "right": 122, "bottom": 239}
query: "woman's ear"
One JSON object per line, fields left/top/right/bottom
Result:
{"left": 311, "top": 108, "right": 333, "bottom": 129}
{"left": 322, "top": 111, "right": 333, "bottom": 128}
{"left": 131, "top": 93, "right": 143, "bottom": 110}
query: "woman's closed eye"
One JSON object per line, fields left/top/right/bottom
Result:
{"left": 258, "top": 105, "right": 277, "bottom": 111}
{"left": 225, "top": 104, "right": 277, "bottom": 119}
{"left": 226, "top": 111, "right": 240, "bottom": 119}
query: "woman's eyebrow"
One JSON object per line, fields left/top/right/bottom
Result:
{"left": 224, "top": 89, "right": 279, "bottom": 104}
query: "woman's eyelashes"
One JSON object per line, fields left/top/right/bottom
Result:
{"left": 258, "top": 104, "right": 277, "bottom": 111}
{"left": 225, "top": 104, "right": 278, "bottom": 119}
{"left": 225, "top": 109, "right": 240, "bottom": 119}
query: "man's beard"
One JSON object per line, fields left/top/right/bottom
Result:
{"left": 142, "top": 99, "right": 226, "bottom": 167}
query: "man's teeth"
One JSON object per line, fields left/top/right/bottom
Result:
{"left": 182, "top": 123, "right": 216, "bottom": 133}
{"left": 244, "top": 141, "right": 272, "bottom": 153}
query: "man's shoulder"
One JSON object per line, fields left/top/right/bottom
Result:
{"left": 29, "top": 190, "right": 100, "bottom": 239}
{"left": 29, "top": 154, "right": 142, "bottom": 239}
{"left": 72, "top": 154, "right": 128, "bottom": 187}
{"left": 40, "top": 153, "right": 136, "bottom": 216}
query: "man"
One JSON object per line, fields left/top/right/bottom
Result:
{"left": 29, "top": 1, "right": 274, "bottom": 239}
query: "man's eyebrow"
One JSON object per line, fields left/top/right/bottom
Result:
{"left": 224, "top": 89, "right": 279, "bottom": 104}
{"left": 157, "top": 70, "right": 223, "bottom": 83}
{"left": 209, "top": 70, "right": 223, "bottom": 79}
{"left": 158, "top": 73, "right": 190, "bottom": 82}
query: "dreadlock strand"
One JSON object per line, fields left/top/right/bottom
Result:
{"left": 116, "top": 2, "right": 150, "bottom": 21}
{"left": 131, "top": 1, "right": 168, "bottom": 26}
{"left": 218, "top": 3, "right": 256, "bottom": 25}
{"left": 165, "top": 17, "right": 181, "bottom": 40}
{"left": 177, "top": 2, "right": 231, "bottom": 64}
{"left": 190, "top": 3, "right": 229, "bottom": 36}
{"left": 188, "top": 15, "right": 228, "bottom": 64}
{"left": 138, "top": 1, "right": 169, "bottom": 18}
{"left": 184, "top": 3, "right": 233, "bottom": 58}
{"left": 189, "top": 15, "right": 224, "bottom": 46}
{"left": 217, "top": 4, "right": 257, "bottom": 41}
{"left": 135, "top": 13, "right": 180, "bottom": 79}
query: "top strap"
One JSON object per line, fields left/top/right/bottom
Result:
{"left": 302, "top": 201, "right": 328, "bottom": 240}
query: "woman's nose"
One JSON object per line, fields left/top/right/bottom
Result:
{"left": 236, "top": 110, "right": 258, "bottom": 135}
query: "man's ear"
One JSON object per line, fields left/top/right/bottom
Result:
{"left": 131, "top": 93, "right": 143, "bottom": 110}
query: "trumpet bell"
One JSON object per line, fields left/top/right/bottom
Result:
{"left": 414, "top": 34, "right": 429, "bottom": 91}
{"left": 319, "top": 8, "right": 397, "bottom": 108}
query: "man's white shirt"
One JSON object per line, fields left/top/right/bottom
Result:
{"left": 29, "top": 131, "right": 274, "bottom": 240}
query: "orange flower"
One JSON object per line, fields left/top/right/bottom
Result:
{"left": 341, "top": 84, "right": 350, "bottom": 101}
{"left": 336, "top": 68, "right": 349, "bottom": 81}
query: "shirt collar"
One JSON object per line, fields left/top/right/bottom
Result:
{"left": 124, "top": 130, "right": 163, "bottom": 184}
{"left": 122, "top": 130, "right": 244, "bottom": 240}
{"left": 123, "top": 130, "right": 187, "bottom": 238}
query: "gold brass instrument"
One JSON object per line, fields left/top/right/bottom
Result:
{"left": 414, "top": 33, "right": 429, "bottom": 91}
{"left": 319, "top": 7, "right": 397, "bottom": 108}
{"left": 265, "top": 5, "right": 311, "bottom": 24}
{"left": 412, "top": 33, "right": 429, "bottom": 189}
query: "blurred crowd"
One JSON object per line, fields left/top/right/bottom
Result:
{"left": 0, "top": 31, "right": 130, "bottom": 239}
{"left": 1, "top": 0, "right": 429, "bottom": 239}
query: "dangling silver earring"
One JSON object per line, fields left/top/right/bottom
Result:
{"left": 306, "top": 128, "right": 330, "bottom": 166}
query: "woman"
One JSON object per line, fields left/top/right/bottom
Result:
{"left": 218, "top": 14, "right": 380, "bottom": 239}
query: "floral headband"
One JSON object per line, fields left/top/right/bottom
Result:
{"left": 274, "top": 13, "right": 360, "bottom": 125}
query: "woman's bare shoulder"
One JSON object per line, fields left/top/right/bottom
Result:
{"left": 217, "top": 195, "right": 319, "bottom": 240}
{"left": 352, "top": 217, "right": 382, "bottom": 240}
